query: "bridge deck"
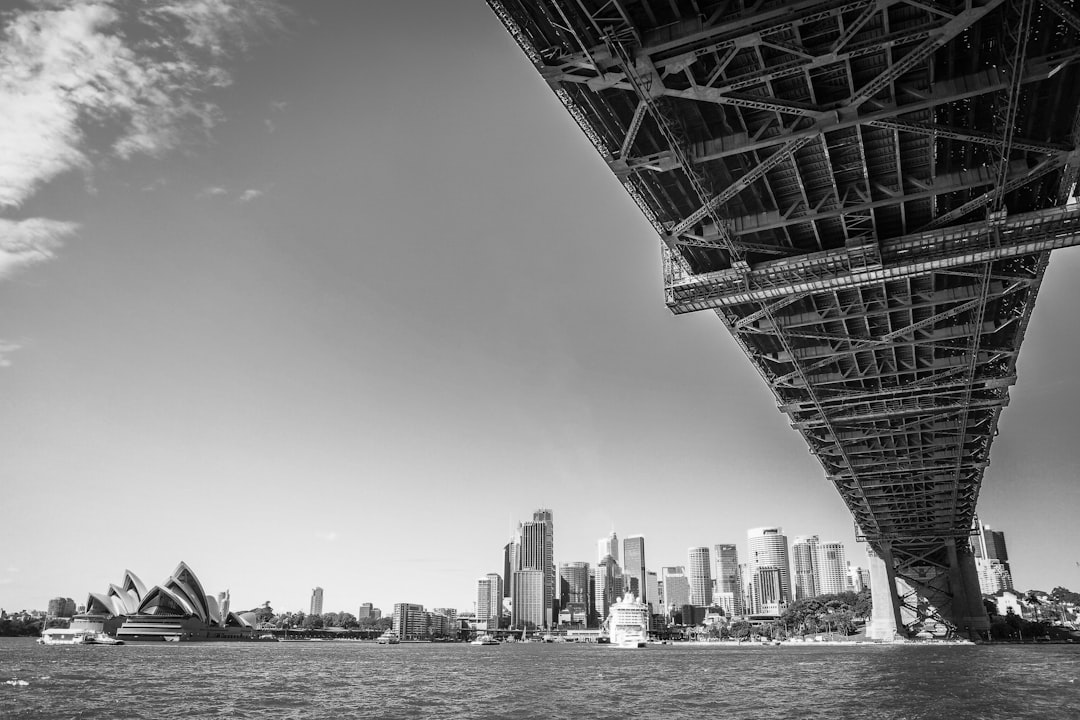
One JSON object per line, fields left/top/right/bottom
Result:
{"left": 490, "top": 0, "right": 1080, "bottom": 549}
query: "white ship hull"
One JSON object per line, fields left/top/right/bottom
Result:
{"left": 606, "top": 592, "right": 649, "bottom": 649}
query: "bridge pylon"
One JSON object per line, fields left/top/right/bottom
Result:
{"left": 866, "top": 538, "right": 989, "bottom": 641}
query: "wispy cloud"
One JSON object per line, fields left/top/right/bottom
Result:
{"left": 317, "top": 531, "right": 339, "bottom": 543}
{"left": 238, "top": 189, "right": 263, "bottom": 203}
{"left": 0, "top": 218, "right": 79, "bottom": 278}
{"left": 199, "top": 186, "right": 230, "bottom": 198}
{"left": 0, "top": 342, "right": 21, "bottom": 368}
{"left": 0, "top": 0, "right": 286, "bottom": 247}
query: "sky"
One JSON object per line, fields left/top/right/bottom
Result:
{"left": 1, "top": 0, "right": 1078, "bottom": 617}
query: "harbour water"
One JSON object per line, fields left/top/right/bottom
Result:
{"left": 2, "top": 637, "right": 1078, "bottom": 719}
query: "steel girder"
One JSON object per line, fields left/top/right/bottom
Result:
{"left": 489, "top": 0, "right": 1080, "bottom": 587}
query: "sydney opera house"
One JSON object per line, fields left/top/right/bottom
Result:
{"left": 83, "top": 561, "right": 257, "bottom": 641}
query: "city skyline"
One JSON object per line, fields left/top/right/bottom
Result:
{"left": 3, "top": 1, "right": 1080, "bottom": 616}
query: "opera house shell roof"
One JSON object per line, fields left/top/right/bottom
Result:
{"left": 85, "top": 562, "right": 254, "bottom": 641}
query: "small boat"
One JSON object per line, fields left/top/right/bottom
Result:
{"left": 606, "top": 592, "right": 649, "bottom": 648}
{"left": 376, "top": 630, "right": 400, "bottom": 645}
{"left": 470, "top": 634, "right": 500, "bottom": 646}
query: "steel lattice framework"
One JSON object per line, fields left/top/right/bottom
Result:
{"left": 490, "top": 0, "right": 1080, "bottom": 633}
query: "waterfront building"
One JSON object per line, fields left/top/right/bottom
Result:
{"left": 714, "top": 592, "right": 737, "bottom": 617}
{"left": 393, "top": 603, "right": 425, "bottom": 640}
{"left": 623, "top": 535, "right": 647, "bottom": 606}
{"left": 594, "top": 555, "right": 623, "bottom": 621}
{"left": 713, "top": 544, "right": 744, "bottom": 616}
{"left": 598, "top": 530, "right": 619, "bottom": 566}
{"left": 847, "top": 564, "right": 869, "bottom": 592}
{"left": 310, "top": 587, "right": 324, "bottom": 617}
{"left": 511, "top": 569, "right": 545, "bottom": 629}
{"left": 792, "top": 535, "right": 819, "bottom": 600}
{"left": 687, "top": 547, "right": 713, "bottom": 607}
{"left": 476, "top": 573, "right": 503, "bottom": 628}
{"left": 502, "top": 542, "right": 513, "bottom": 598}
{"left": 559, "top": 561, "right": 590, "bottom": 613}
{"left": 661, "top": 566, "right": 690, "bottom": 613}
{"left": 746, "top": 527, "right": 791, "bottom": 612}
{"left": 511, "top": 509, "right": 555, "bottom": 628}
{"left": 972, "top": 519, "right": 1013, "bottom": 592}
{"left": 817, "top": 541, "right": 848, "bottom": 595}
{"left": 645, "top": 570, "right": 659, "bottom": 616}
{"left": 752, "top": 567, "right": 785, "bottom": 616}
{"left": 88, "top": 562, "right": 256, "bottom": 642}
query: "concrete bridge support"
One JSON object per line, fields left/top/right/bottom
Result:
{"left": 865, "top": 539, "right": 990, "bottom": 641}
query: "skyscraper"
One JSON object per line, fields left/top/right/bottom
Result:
{"left": 598, "top": 530, "right": 619, "bottom": 565}
{"left": 687, "top": 547, "right": 713, "bottom": 607}
{"left": 817, "top": 542, "right": 848, "bottom": 595}
{"left": 661, "top": 566, "right": 690, "bottom": 610}
{"left": 511, "top": 509, "right": 555, "bottom": 628}
{"left": 310, "top": 587, "right": 324, "bottom": 617}
{"left": 747, "top": 527, "right": 791, "bottom": 613}
{"left": 713, "top": 544, "right": 744, "bottom": 615}
{"left": 477, "top": 573, "right": 503, "bottom": 627}
{"left": 973, "top": 519, "right": 1013, "bottom": 592}
{"left": 623, "top": 535, "right": 647, "bottom": 604}
{"left": 792, "top": 535, "right": 820, "bottom": 600}
{"left": 511, "top": 569, "right": 545, "bottom": 629}
{"left": 594, "top": 555, "right": 623, "bottom": 620}
{"left": 559, "top": 561, "right": 590, "bottom": 613}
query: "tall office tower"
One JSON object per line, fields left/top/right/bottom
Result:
{"left": 511, "top": 510, "right": 555, "bottom": 628}
{"left": 817, "top": 542, "right": 848, "bottom": 595}
{"left": 645, "top": 571, "right": 659, "bottom": 615}
{"left": 747, "top": 527, "right": 792, "bottom": 613}
{"left": 559, "top": 562, "right": 590, "bottom": 613}
{"left": 503, "top": 542, "right": 513, "bottom": 598}
{"left": 476, "top": 574, "right": 503, "bottom": 626}
{"left": 588, "top": 568, "right": 598, "bottom": 627}
{"left": 623, "top": 535, "right": 647, "bottom": 604}
{"left": 594, "top": 555, "right": 623, "bottom": 620}
{"left": 511, "top": 569, "right": 546, "bottom": 629}
{"left": 687, "top": 547, "right": 713, "bottom": 607}
{"left": 661, "top": 566, "right": 690, "bottom": 611}
{"left": 972, "top": 518, "right": 1014, "bottom": 593}
{"left": 714, "top": 544, "right": 745, "bottom": 615}
{"left": 598, "top": 530, "right": 619, "bottom": 565}
{"left": 532, "top": 509, "right": 556, "bottom": 625}
{"left": 792, "top": 535, "right": 820, "bottom": 600}
{"left": 973, "top": 519, "right": 1012, "bottom": 575}
{"left": 357, "top": 602, "right": 375, "bottom": 620}
{"left": 310, "top": 587, "right": 324, "bottom": 616}
{"left": 752, "top": 567, "right": 785, "bottom": 615}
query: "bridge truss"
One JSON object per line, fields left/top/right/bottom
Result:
{"left": 490, "top": 0, "right": 1080, "bottom": 636}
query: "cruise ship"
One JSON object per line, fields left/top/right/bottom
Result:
{"left": 606, "top": 592, "right": 649, "bottom": 648}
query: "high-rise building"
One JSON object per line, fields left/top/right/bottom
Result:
{"left": 753, "top": 567, "right": 785, "bottom": 615}
{"left": 972, "top": 518, "right": 1013, "bottom": 593}
{"left": 310, "top": 587, "right": 324, "bottom": 617}
{"left": 598, "top": 530, "right": 619, "bottom": 565}
{"left": 661, "top": 566, "right": 690, "bottom": 612}
{"left": 623, "top": 535, "right": 647, "bottom": 605}
{"left": 713, "top": 544, "right": 744, "bottom": 615}
{"left": 393, "top": 602, "right": 425, "bottom": 639}
{"left": 476, "top": 574, "right": 503, "bottom": 627}
{"left": 511, "top": 569, "right": 546, "bottom": 629}
{"left": 594, "top": 555, "right": 623, "bottom": 620}
{"left": 559, "top": 562, "right": 590, "bottom": 613}
{"left": 747, "top": 527, "right": 791, "bottom": 613}
{"left": 357, "top": 603, "right": 378, "bottom": 620}
{"left": 792, "top": 535, "right": 820, "bottom": 600}
{"left": 687, "top": 547, "right": 713, "bottom": 607}
{"left": 47, "top": 597, "right": 76, "bottom": 618}
{"left": 645, "top": 571, "right": 659, "bottom": 615}
{"left": 503, "top": 542, "right": 513, "bottom": 598}
{"left": 817, "top": 542, "right": 848, "bottom": 595}
{"left": 513, "top": 511, "right": 555, "bottom": 628}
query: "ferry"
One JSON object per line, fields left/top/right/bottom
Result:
{"left": 376, "top": 630, "right": 400, "bottom": 645}
{"left": 39, "top": 616, "right": 124, "bottom": 646}
{"left": 606, "top": 592, "right": 649, "bottom": 648}
{"left": 470, "top": 633, "right": 500, "bottom": 646}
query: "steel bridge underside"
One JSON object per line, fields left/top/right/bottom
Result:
{"left": 491, "top": 0, "right": 1080, "bottom": 633}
